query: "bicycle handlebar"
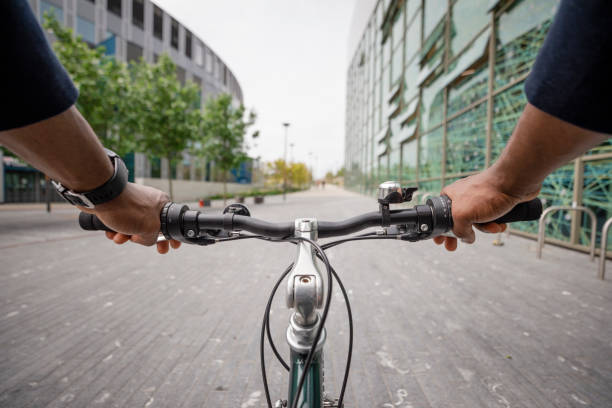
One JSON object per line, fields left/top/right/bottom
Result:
{"left": 78, "top": 196, "right": 542, "bottom": 243}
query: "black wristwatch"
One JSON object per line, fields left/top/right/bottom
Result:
{"left": 52, "top": 148, "right": 128, "bottom": 209}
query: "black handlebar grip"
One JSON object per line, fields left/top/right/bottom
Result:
{"left": 78, "top": 212, "right": 114, "bottom": 232}
{"left": 490, "top": 198, "right": 542, "bottom": 224}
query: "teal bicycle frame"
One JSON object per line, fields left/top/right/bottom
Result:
{"left": 278, "top": 218, "right": 335, "bottom": 408}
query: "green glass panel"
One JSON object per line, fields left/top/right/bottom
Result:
{"left": 580, "top": 159, "right": 612, "bottom": 249}
{"left": 444, "top": 176, "right": 465, "bottom": 186}
{"left": 393, "top": 6, "right": 404, "bottom": 49}
{"left": 391, "top": 44, "right": 404, "bottom": 85}
{"left": 401, "top": 139, "right": 417, "bottom": 182}
{"left": 447, "top": 62, "right": 488, "bottom": 117}
{"left": 406, "top": 0, "right": 419, "bottom": 21}
{"left": 491, "top": 82, "right": 526, "bottom": 160}
{"left": 404, "top": 12, "right": 421, "bottom": 64}
{"left": 419, "top": 179, "right": 442, "bottom": 194}
{"left": 449, "top": 0, "right": 489, "bottom": 58}
{"left": 403, "top": 58, "right": 420, "bottom": 103}
{"left": 513, "top": 164, "right": 574, "bottom": 241}
{"left": 420, "top": 74, "right": 444, "bottom": 132}
{"left": 494, "top": 0, "right": 559, "bottom": 89}
{"left": 378, "top": 153, "right": 389, "bottom": 183}
{"left": 383, "top": 38, "right": 391, "bottom": 64}
{"left": 418, "top": 127, "right": 443, "bottom": 179}
{"left": 390, "top": 147, "right": 401, "bottom": 180}
{"left": 446, "top": 101, "right": 487, "bottom": 174}
{"left": 424, "top": 0, "right": 447, "bottom": 40}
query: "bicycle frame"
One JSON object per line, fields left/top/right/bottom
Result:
{"left": 282, "top": 218, "right": 327, "bottom": 408}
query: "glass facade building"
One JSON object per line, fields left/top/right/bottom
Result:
{"left": 345, "top": 0, "right": 611, "bottom": 253}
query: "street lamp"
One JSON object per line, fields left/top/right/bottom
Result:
{"left": 282, "top": 122, "right": 290, "bottom": 201}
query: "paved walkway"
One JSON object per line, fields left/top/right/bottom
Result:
{"left": 0, "top": 187, "right": 611, "bottom": 407}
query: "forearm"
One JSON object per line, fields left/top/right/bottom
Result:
{"left": 0, "top": 105, "right": 113, "bottom": 192}
{"left": 488, "top": 103, "right": 609, "bottom": 198}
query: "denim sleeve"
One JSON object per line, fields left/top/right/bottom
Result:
{"left": 0, "top": 0, "right": 78, "bottom": 131}
{"left": 525, "top": 0, "right": 612, "bottom": 134}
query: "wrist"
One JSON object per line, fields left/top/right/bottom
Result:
{"left": 487, "top": 160, "right": 542, "bottom": 201}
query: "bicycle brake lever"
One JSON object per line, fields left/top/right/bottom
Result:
{"left": 156, "top": 233, "right": 217, "bottom": 246}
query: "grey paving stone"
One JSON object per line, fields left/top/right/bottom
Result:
{"left": 0, "top": 187, "right": 610, "bottom": 407}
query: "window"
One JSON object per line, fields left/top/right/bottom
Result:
{"left": 194, "top": 43, "right": 203, "bottom": 66}
{"left": 153, "top": 6, "right": 163, "bottom": 40}
{"left": 127, "top": 41, "right": 143, "bottom": 63}
{"left": 132, "top": 0, "right": 144, "bottom": 29}
{"left": 107, "top": 0, "right": 121, "bottom": 17}
{"left": 205, "top": 50, "right": 213, "bottom": 73}
{"left": 40, "top": 1, "right": 63, "bottom": 22}
{"left": 171, "top": 19, "right": 179, "bottom": 49}
{"left": 185, "top": 30, "right": 192, "bottom": 58}
{"left": 223, "top": 66, "right": 228, "bottom": 85}
{"left": 76, "top": 16, "right": 95, "bottom": 44}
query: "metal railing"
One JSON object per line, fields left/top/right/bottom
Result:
{"left": 598, "top": 217, "right": 612, "bottom": 280}
{"left": 537, "top": 205, "right": 596, "bottom": 261}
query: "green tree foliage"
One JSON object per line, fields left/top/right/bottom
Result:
{"left": 129, "top": 55, "right": 202, "bottom": 199}
{"left": 197, "top": 94, "right": 255, "bottom": 203}
{"left": 43, "top": 13, "right": 134, "bottom": 155}
{"left": 265, "top": 159, "right": 312, "bottom": 189}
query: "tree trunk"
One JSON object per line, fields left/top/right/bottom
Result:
{"left": 222, "top": 171, "right": 227, "bottom": 207}
{"left": 167, "top": 156, "right": 174, "bottom": 200}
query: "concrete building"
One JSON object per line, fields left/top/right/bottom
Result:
{"left": 2, "top": 0, "right": 253, "bottom": 203}
{"left": 345, "top": 0, "right": 611, "bottom": 254}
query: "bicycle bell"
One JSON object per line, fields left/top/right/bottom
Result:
{"left": 377, "top": 181, "right": 417, "bottom": 205}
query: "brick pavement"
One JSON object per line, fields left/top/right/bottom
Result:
{"left": 0, "top": 187, "right": 611, "bottom": 407}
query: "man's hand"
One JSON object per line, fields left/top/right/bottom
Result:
{"left": 434, "top": 103, "right": 609, "bottom": 251}
{"left": 79, "top": 183, "right": 181, "bottom": 254}
{"left": 433, "top": 169, "right": 540, "bottom": 251}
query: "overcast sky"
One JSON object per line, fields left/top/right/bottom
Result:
{"left": 155, "top": 0, "right": 357, "bottom": 178}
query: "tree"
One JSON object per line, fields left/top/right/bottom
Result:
{"left": 198, "top": 94, "right": 255, "bottom": 204}
{"left": 289, "top": 162, "right": 311, "bottom": 189}
{"left": 265, "top": 159, "right": 311, "bottom": 189}
{"left": 130, "top": 55, "right": 202, "bottom": 199}
{"left": 43, "top": 13, "right": 135, "bottom": 155}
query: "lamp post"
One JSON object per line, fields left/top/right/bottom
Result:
{"left": 282, "top": 122, "right": 290, "bottom": 201}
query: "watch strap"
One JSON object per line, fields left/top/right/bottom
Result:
{"left": 53, "top": 149, "right": 128, "bottom": 209}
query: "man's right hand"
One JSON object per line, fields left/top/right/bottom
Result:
{"left": 433, "top": 168, "right": 540, "bottom": 251}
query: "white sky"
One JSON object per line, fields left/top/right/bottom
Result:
{"left": 155, "top": 0, "right": 357, "bottom": 178}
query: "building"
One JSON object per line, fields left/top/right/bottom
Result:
{"left": 1, "top": 0, "right": 250, "bottom": 203}
{"left": 344, "top": 0, "right": 611, "bottom": 254}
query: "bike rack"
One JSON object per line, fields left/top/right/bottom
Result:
{"left": 537, "top": 205, "right": 596, "bottom": 261}
{"left": 598, "top": 217, "right": 612, "bottom": 280}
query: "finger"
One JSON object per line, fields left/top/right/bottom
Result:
{"left": 105, "top": 231, "right": 116, "bottom": 240}
{"left": 113, "top": 233, "right": 130, "bottom": 244}
{"left": 433, "top": 236, "right": 445, "bottom": 245}
{"left": 129, "top": 234, "right": 156, "bottom": 246}
{"left": 452, "top": 219, "right": 476, "bottom": 244}
{"left": 169, "top": 240, "right": 181, "bottom": 249}
{"left": 444, "top": 237, "right": 457, "bottom": 251}
{"left": 157, "top": 240, "right": 169, "bottom": 254}
{"left": 474, "top": 222, "right": 503, "bottom": 234}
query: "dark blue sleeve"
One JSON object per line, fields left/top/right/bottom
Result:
{"left": 0, "top": 0, "right": 78, "bottom": 131}
{"left": 524, "top": 0, "right": 612, "bottom": 134}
